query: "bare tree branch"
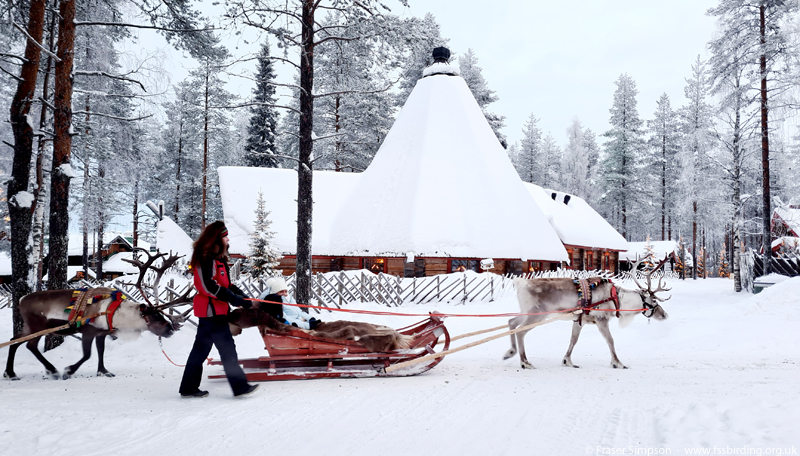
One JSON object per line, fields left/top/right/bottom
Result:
{"left": 74, "top": 70, "right": 147, "bottom": 92}
{"left": 74, "top": 21, "right": 216, "bottom": 33}
{"left": 12, "top": 21, "right": 60, "bottom": 62}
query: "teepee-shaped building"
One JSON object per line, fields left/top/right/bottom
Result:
{"left": 326, "top": 49, "right": 567, "bottom": 274}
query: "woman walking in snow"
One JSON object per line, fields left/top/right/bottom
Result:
{"left": 179, "top": 221, "right": 259, "bottom": 398}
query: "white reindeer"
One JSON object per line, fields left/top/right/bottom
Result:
{"left": 503, "top": 268, "right": 670, "bottom": 369}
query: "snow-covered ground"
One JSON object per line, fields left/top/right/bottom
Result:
{"left": 1, "top": 278, "right": 798, "bottom": 456}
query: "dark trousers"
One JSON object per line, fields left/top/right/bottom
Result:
{"left": 179, "top": 315, "right": 249, "bottom": 395}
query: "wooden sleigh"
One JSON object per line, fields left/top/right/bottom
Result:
{"left": 208, "top": 313, "right": 450, "bottom": 381}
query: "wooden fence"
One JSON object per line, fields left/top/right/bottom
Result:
{"left": 0, "top": 268, "right": 668, "bottom": 310}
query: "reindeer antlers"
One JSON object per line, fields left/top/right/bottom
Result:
{"left": 629, "top": 255, "right": 671, "bottom": 301}
{"left": 122, "top": 248, "right": 188, "bottom": 306}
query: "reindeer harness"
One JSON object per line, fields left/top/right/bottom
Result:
{"left": 67, "top": 288, "right": 127, "bottom": 330}
{"left": 573, "top": 278, "right": 621, "bottom": 325}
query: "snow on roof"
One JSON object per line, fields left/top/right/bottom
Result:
{"left": 620, "top": 240, "right": 679, "bottom": 262}
{"left": 0, "top": 251, "right": 10, "bottom": 276}
{"left": 774, "top": 205, "right": 800, "bottom": 236}
{"left": 67, "top": 232, "right": 150, "bottom": 256}
{"left": 156, "top": 216, "right": 194, "bottom": 260}
{"left": 103, "top": 252, "right": 140, "bottom": 274}
{"left": 219, "top": 167, "right": 360, "bottom": 256}
{"left": 327, "top": 72, "right": 567, "bottom": 261}
{"left": 524, "top": 183, "right": 628, "bottom": 251}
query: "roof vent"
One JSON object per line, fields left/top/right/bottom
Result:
{"left": 563, "top": 195, "right": 571, "bottom": 205}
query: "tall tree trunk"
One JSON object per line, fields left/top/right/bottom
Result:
{"left": 732, "top": 76, "right": 743, "bottom": 292}
{"left": 133, "top": 180, "right": 139, "bottom": 250}
{"left": 202, "top": 71, "right": 209, "bottom": 230}
{"left": 48, "top": 0, "right": 76, "bottom": 290}
{"left": 759, "top": 4, "right": 772, "bottom": 275}
{"left": 661, "top": 133, "right": 666, "bottom": 241}
{"left": 692, "top": 201, "right": 697, "bottom": 280}
{"left": 96, "top": 165, "right": 105, "bottom": 281}
{"left": 82, "top": 95, "right": 90, "bottom": 279}
{"left": 8, "top": 0, "right": 47, "bottom": 333}
{"left": 295, "top": 0, "right": 316, "bottom": 305}
{"left": 32, "top": 0, "right": 58, "bottom": 292}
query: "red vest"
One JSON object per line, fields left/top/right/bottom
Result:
{"left": 192, "top": 259, "right": 231, "bottom": 317}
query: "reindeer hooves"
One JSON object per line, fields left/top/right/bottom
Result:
{"left": 45, "top": 370, "right": 59, "bottom": 380}
{"left": 562, "top": 359, "right": 580, "bottom": 368}
{"left": 3, "top": 371, "right": 20, "bottom": 381}
{"left": 520, "top": 361, "right": 535, "bottom": 370}
{"left": 502, "top": 349, "right": 516, "bottom": 360}
{"left": 97, "top": 371, "right": 115, "bottom": 378}
{"left": 611, "top": 363, "right": 628, "bottom": 369}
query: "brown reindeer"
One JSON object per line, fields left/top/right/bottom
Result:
{"left": 4, "top": 288, "right": 175, "bottom": 380}
{"left": 3, "top": 250, "right": 192, "bottom": 380}
{"left": 503, "top": 266, "right": 670, "bottom": 370}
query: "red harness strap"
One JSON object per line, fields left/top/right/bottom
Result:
{"left": 105, "top": 297, "right": 124, "bottom": 332}
{"left": 578, "top": 280, "right": 621, "bottom": 319}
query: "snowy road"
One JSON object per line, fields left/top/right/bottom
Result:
{"left": 1, "top": 278, "right": 798, "bottom": 456}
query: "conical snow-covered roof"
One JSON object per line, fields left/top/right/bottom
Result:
{"left": 328, "top": 65, "right": 567, "bottom": 261}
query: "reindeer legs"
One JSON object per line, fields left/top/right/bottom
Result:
{"left": 596, "top": 319, "right": 627, "bottom": 369}
{"left": 95, "top": 335, "right": 114, "bottom": 377}
{"left": 4, "top": 341, "right": 21, "bottom": 380}
{"left": 504, "top": 315, "right": 547, "bottom": 369}
{"left": 562, "top": 320, "right": 584, "bottom": 368}
{"left": 63, "top": 332, "right": 97, "bottom": 379}
{"left": 25, "top": 336, "right": 60, "bottom": 379}
{"left": 502, "top": 315, "right": 524, "bottom": 361}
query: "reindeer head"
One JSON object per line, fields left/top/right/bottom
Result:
{"left": 629, "top": 257, "right": 671, "bottom": 320}
{"left": 139, "top": 304, "right": 175, "bottom": 338}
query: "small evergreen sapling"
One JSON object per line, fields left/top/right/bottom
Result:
{"left": 248, "top": 191, "right": 282, "bottom": 278}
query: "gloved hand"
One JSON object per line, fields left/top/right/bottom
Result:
{"left": 233, "top": 295, "right": 251, "bottom": 309}
{"left": 309, "top": 317, "right": 321, "bottom": 330}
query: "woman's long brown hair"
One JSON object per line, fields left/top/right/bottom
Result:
{"left": 191, "top": 220, "right": 228, "bottom": 268}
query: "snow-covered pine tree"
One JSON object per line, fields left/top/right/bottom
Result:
{"left": 677, "top": 56, "right": 714, "bottom": 280}
{"left": 541, "top": 133, "right": 562, "bottom": 190}
{"left": 599, "top": 73, "right": 645, "bottom": 240}
{"left": 187, "top": 35, "right": 235, "bottom": 229}
{"left": 561, "top": 119, "right": 591, "bottom": 200}
{"left": 647, "top": 93, "right": 681, "bottom": 241}
{"left": 244, "top": 40, "right": 280, "bottom": 168}
{"left": 249, "top": 191, "right": 282, "bottom": 277}
{"left": 458, "top": 48, "right": 507, "bottom": 148}
{"left": 394, "top": 13, "right": 448, "bottom": 108}
{"left": 582, "top": 128, "right": 601, "bottom": 205}
{"left": 513, "top": 113, "right": 542, "bottom": 183}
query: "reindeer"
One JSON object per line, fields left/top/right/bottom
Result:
{"left": 3, "top": 250, "right": 192, "bottom": 380}
{"left": 503, "top": 263, "right": 670, "bottom": 369}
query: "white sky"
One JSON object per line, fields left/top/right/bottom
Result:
{"left": 126, "top": 0, "right": 720, "bottom": 148}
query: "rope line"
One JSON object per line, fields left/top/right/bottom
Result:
{"left": 244, "top": 298, "right": 649, "bottom": 318}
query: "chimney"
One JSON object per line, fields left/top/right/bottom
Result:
{"left": 432, "top": 47, "right": 450, "bottom": 63}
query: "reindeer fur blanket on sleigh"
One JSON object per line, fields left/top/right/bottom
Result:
{"left": 228, "top": 307, "right": 413, "bottom": 352}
